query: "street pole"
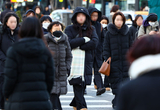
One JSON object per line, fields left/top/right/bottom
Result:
{"left": 135, "top": 0, "right": 139, "bottom": 11}
{"left": 102, "top": 0, "right": 105, "bottom": 15}
{"left": 86, "top": 0, "right": 89, "bottom": 9}
{"left": 74, "top": 0, "right": 82, "bottom": 9}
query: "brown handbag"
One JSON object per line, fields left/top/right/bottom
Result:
{"left": 99, "top": 57, "right": 111, "bottom": 76}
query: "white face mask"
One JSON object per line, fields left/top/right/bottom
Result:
{"left": 149, "top": 22, "right": 156, "bottom": 26}
{"left": 42, "top": 23, "right": 50, "bottom": 29}
{"left": 102, "top": 24, "right": 107, "bottom": 28}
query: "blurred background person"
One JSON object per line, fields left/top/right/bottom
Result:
{"left": 100, "top": 15, "right": 110, "bottom": 91}
{"left": 34, "top": 6, "right": 44, "bottom": 19}
{"left": 0, "top": 12, "right": 19, "bottom": 110}
{"left": 103, "top": 12, "right": 132, "bottom": 109}
{"left": 109, "top": 5, "right": 120, "bottom": 23}
{"left": 88, "top": 7, "right": 105, "bottom": 96}
{"left": 40, "top": 15, "right": 52, "bottom": 35}
{"left": 0, "top": 2, "right": 13, "bottom": 24}
{"left": 43, "top": 6, "right": 50, "bottom": 15}
{"left": 3, "top": 17, "right": 54, "bottom": 110}
{"left": 138, "top": 13, "right": 159, "bottom": 38}
{"left": 25, "top": 9, "right": 35, "bottom": 18}
{"left": 129, "top": 15, "right": 143, "bottom": 42}
{"left": 117, "top": 34, "right": 160, "bottom": 110}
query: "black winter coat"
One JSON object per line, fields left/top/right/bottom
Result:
{"left": 117, "top": 70, "right": 160, "bottom": 110}
{"left": 65, "top": 7, "right": 99, "bottom": 85}
{"left": 65, "top": 25, "right": 99, "bottom": 85}
{"left": 45, "top": 32, "right": 72, "bottom": 95}
{"left": 103, "top": 23, "right": 132, "bottom": 94}
{"left": 0, "top": 28, "right": 19, "bottom": 75}
{"left": 129, "top": 23, "right": 140, "bottom": 41}
{"left": 3, "top": 38, "right": 54, "bottom": 110}
{"left": 88, "top": 7, "right": 104, "bottom": 67}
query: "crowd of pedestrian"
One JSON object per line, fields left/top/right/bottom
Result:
{"left": 0, "top": 2, "right": 160, "bottom": 110}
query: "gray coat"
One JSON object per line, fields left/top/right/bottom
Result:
{"left": 45, "top": 32, "right": 72, "bottom": 95}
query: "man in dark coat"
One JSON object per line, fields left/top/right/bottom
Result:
{"left": 88, "top": 7, "right": 105, "bottom": 96}
{"left": 3, "top": 38, "right": 54, "bottom": 110}
{"left": 0, "top": 3, "right": 13, "bottom": 23}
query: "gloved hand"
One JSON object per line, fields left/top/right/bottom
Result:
{"left": 83, "top": 37, "right": 90, "bottom": 43}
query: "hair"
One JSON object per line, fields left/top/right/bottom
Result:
{"left": 34, "top": 6, "right": 41, "bottom": 12}
{"left": 127, "top": 34, "right": 160, "bottom": 62}
{"left": 26, "top": 11, "right": 35, "bottom": 17}
{"left": 110, "top": 5, "right": 119, "bottom": 13}
{"left": 134, "top": 14, "right": 143, "bottom": 25}
{"left": 40, "top": 16, "right": 52, "bottom": 24}
{"left": 72, "top": 13, "right": 93, "bottom": 38}
{"left": 5, "top": 2, "right": 11, "bottom": 9}
{"left": 19, "top": 17, "right": 43, "bottom": 38}
{"left": 101, "top": 15, "right": 109, "bottom": 24}
{"left": 47, "top": 21, "right": 64, "bottom": 32}
{"left": 112, "top": 12, "right": 126, "bottom": 26}
{"left": 3, "top": 12, "right": 19, "bottom": 31}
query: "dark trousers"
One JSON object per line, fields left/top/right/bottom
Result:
{"left": 104, "top": 75, "right": 110, "bottom": 88}
{"left": 70, "top": 83, "right": 87, "bottom": 110}
{"left": 93, "top": 59, "right": 103, "bottom": 89}
{"left": 0, "top": 75, "right": 4, "bottom": 109}
{"left": 50, "top": 94, "right": 62, "bottom": 110}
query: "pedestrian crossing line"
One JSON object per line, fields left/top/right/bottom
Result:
{"left": 60, "top": 96, "right": 94, "bottom": 98}
{"left": 61, "top": 100, "right": 109, "bottom": 103}
{"left": 62, "top": 105, "right": 112, "bottom": 108}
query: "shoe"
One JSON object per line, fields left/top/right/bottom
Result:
{"left": 106, "top": 87, "right": 110, "bottom": 91}
{"left": 94, "top": 85, "right": 97, "bottom": 89}
{"left": 84, "top": 89, "right": 87, "bottom": 95}
{"left": 96, "top": 87, "right": 106, "bottom": 96}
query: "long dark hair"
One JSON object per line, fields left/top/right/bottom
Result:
{"left": 72, "top": 13, "right": 93, "bottom": 38}
{"left": 19, "top": 17, "right": 43, "bottom": 39}
{"left": 19, "top": 17, "right": 54, "bottom": 54}
{"left": 3, "top": 12, "right": 19, "bottom": 31}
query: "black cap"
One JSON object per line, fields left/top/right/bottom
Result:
{"left": 147, "top": 13, "right": 158, "bottom": 22}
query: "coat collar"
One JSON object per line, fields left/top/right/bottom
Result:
{"left": 129, "top": 54, "right": 160, "bottom": 79}
{"left": 107, "top": 23, "right": 129, "bottom": 35}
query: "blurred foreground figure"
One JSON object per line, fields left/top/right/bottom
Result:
{"left": 116, "top": 34, "right": 160, "bottom": 110}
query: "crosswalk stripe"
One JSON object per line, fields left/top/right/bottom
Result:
{"left": 62, "top": 105, "right": 112, "bottom": 108}
{"left": 60, "top": 96, "right": 94, "bottom": 98}
{"left": 61, "top": 100, "right": 109, "bottom": 103}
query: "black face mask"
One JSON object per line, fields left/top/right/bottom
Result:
{"left": 53, "top": 31, "right": 62, "bottom": 37}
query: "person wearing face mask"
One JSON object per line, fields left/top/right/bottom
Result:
{"left": 100, "top": 15, "right": 111, "bottom": 91}
{"left": 138, "top": 13, "right": 159, "bottom": 38}
{"left": 88, "top": 7, "right": 106, "bottom": 96}
{"left": 44, "top": 21, "right": 72, "bottom": 110}
{"left": 40, "top": 15, "right": 52, "bottom": 35}
{"left": 100, "top": 15, "right": 109, "bottom": 38}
